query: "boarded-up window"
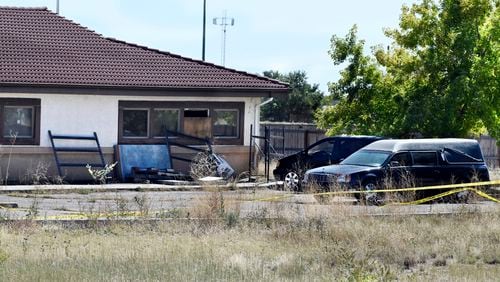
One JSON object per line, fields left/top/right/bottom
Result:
{"left": 118, "top": 101, "right": 243, "bottom": 145}
{"left": 183, "top": 109, "right": 211, "bottom": 138}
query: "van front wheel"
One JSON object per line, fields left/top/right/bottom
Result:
{"left": 284, "top": 171, "right": 300, "bottom": 191}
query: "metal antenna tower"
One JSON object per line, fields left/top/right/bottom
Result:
{"left": 213, "top": 10, "right": 234, "bottom": 66}
{"left": 202, "top": 0, "right": 206, "bottom": 61}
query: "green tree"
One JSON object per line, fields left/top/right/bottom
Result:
{"left": 317, "top": 0, "right": 499, "bottom": 140}
{"left": 316, "top": 25, "right": 399, "bottom": 136}
{"left": 471, "top": 4, "right": 500, "bottom": 139}
{"left": 261, "top": 70, "right": 324, "bottom": 122}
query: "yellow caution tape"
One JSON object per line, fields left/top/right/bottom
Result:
{"left": 389, "top": 188, "right": 469, "bottom": 205}
{"left": 473, "top": 188, "right": 500, "bottom": 203}
{"left": 255, "top": 180, "right": 500, "bottom": 203}
{"left": 0, "top": 200, "right": 148, "bottom": 220}
{"left": 387, "top": 188, "right": 500, "bottom": 205}
{"left": 0, "top": 206, "right": 30, "bottom": 212}
{"left": 0, "top": 180, "right": 497, "bottom": 220}
{"left": 36, "top": 211, "right": 147, "bottom": 221}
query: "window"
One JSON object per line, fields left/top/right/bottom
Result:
{"left": 390, "top": 152, "right": 412, "bottom": 166}
{"left": 213, "top": 109, "right": 239, "bottom": 138}
{"left": 152, "top": 109, "right": 179, "bottom": 137}
{"left": 184, "top": 109, "right": 209, "bottom": 118}
{"left": 122, "top": 109, "right": 148, "bottom": 137}
{"left": 4, "top": 106, "right": 34, "bottom": 138}
{"left": 183, "top": 108, "right": 211, "bottom": 139}
{"left": 0, "top": 99, "right": 40, "bottom": 145}
{"left": 118, "top": 101, "right": 243, "bottom": 145}
{"left": 412, "top": 152, "right": 437, "bottom": 166}
{"left": 341, "top": 150, "right": 391, "bottom": 167}
{"left": 338, "top": 139, "right": 368, "bottom": 158}
{"left": 442, "top": 148, "right": 482, "bottom": 163}
{"left": 308, "top": 140, "right": 334, "bottom": 155}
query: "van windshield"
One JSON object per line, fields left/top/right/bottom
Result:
{"left": 340, "top": 150, "right": 391, "bottom": 167}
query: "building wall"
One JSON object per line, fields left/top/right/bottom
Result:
{"left": 0, "top": 93, "right": 260, "bottom": 147}
{"left": 0, "top": 92, "right": 262, "bottom": 182}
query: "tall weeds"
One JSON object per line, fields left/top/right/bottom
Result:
{"left": 0, "top": 211, "right": 498, "bottom": 281}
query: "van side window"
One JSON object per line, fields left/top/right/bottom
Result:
{"left": 443, "top": 148, "right": 482, "bottom": 163}
{"left": 338, "top": 139, "right": 367, "bottom": 158}
{"left": 308, "top": 140, "right": 334, "bottom": 155}
{"left": 390, "top": 152, "right": 412, "bottom": 166}
{"left": 412, "top": 152, "right": 437, "bottom": 166}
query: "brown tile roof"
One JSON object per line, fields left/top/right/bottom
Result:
{"left": 0, "top": 7, "right": 288, "bottom": 91}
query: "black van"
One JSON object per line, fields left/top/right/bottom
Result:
{"left": 303, "top": 139, "right": 490, "bottom": 204}
{"left": 273, "top": 136, "right": 382, "bottom": 190}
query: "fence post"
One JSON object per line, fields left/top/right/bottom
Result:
{"left": 249, "top": 124, "right": 253, "bottom": 179}
{"left": 282, "top": 126, "right": 285, "bottom": 155}
{"left": 304, "top": 130, "right": 309, "bottom": 150}
{"left": 263, "top": 126, "right": 267, "bottom": 182}
{"left": 265, "top": 126, "right": 270, "bottom": 182}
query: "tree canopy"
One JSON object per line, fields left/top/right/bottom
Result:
{"left": 261, "top": 70, "right": 323, "bottom": 123}
{"left": 316, "top": 0, "right": 499, "bottom": 140}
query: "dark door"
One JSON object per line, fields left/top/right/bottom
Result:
{"left": 386, "top": 152, "right": 413, "bottom": 187}
{"left": 306, "top": 139, "right": 336, "bottom": 168}
{"left": 411, "top": 151, "right": 440, "bottom": 186}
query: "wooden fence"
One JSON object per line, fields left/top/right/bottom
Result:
{"left": 259, "top": 122, "right": 325, "bottom": 157}
{"left": 259, "top": 122, "right": 499, "bottom": 167}
{"left": 477, "top": 135, "right": 499, "bottom": 168}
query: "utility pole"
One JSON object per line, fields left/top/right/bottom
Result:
{"left": 213, "top": 10, "right": 234, "bottom": 66}
{"left": 56, "top": 0, "right": 59, "bottom": 14}
{"left": 202, "top": 0, "right": 206, "bottom": 61}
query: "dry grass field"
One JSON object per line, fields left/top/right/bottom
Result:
{"left": 0, "top": 168, "right": 496, "bottom": 281}
{"left": 0, "top": 210, "right": 498, "bottom": 281}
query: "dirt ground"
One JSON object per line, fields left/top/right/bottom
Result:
{"left": 0, "top": 184, "right": 498, "bottom": 220}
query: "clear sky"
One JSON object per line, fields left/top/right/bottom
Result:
{"left": 1, "top": 0, "right": 417, "bottom": 93}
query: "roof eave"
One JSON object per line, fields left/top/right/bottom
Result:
{"left": 0, "top": 83, "right": 290, "bottom": 97}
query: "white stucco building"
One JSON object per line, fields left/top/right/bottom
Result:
{"left": 0, "top": 7, "right": 288, "bottom": 182}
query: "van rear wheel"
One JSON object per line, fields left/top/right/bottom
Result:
{"left": 360, "top": 181, "right": 385, "bottom": 206}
